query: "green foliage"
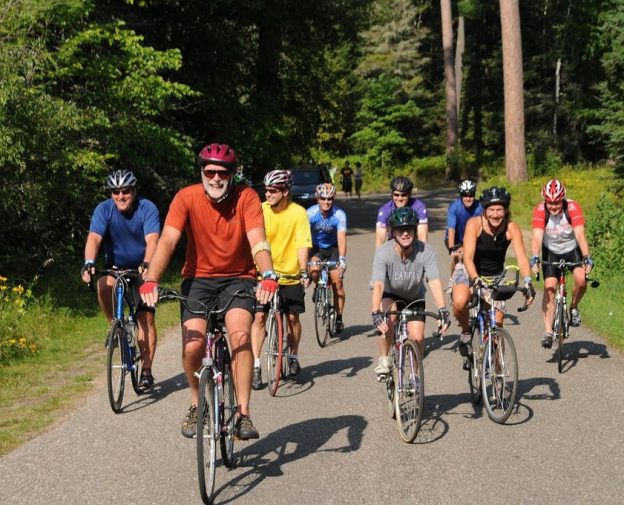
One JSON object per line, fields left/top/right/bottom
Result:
{"left": 586, "top": 193, "right": 624, "bottom": 273}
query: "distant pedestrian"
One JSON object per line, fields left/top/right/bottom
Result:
{"left": 340, "top": 161, "right": 353, "bottom": 199}
{"left": 354, "top": 162, "right": 363, "bottom": 199}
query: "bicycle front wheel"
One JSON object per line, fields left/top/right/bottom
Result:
{"left": 394, "top": 340, "right": 424, "bottom": 443}
{"left": 106, "top": 321, "right": 125, "bottom": 413}
{"left": 314, "top": 287, "right": 329, "bottom": 347}
{"left": 197, "top": 368, "right": 217, "bottom": 505}
{"left": 468, "top": 325, "right": 482, "bottom": 405}
{"left": 266, "top": 311, "right": 284, "bottom": 396}
{"left": 220, "top": 363, "right": 237, "bottom": 468}
{"left": 481, "top": 328, "right": 518, "bottom": 424}
{"left": 554, "top": 300, "right": 565, "bottom": 373}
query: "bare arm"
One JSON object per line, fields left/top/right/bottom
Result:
{"left": 247, "top": 226, "right": 274, "bottom": 275}
{"left": 462, "top": 217, "right": 479, "bottom": 281}
{"left": 337, "top": 230, "right": 347, "bottom": 258}
{"left": 82, "top": 232, "right": 103, "bottom": 282}
{"left": 375, "top": 225, "right": 387, "bottom": 248}
{"left": 530, "top": 227, "right": 544, "bottom": 274}
{"left": 573, "top": 225, "right": 590, "bottom": 257}
{"left": 417, "top": 223, "right": 428, "bottom": 243}
{"left": 447, "top": 227, "right": 456, "bottom": 250}
{"left": 428, "top": 278, "right": 447, "bottom": 309}
{"left": 145, "top": 225, "right": 182, "bottom": 282}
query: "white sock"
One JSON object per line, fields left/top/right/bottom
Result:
{"left": 254, "top": 358, "right": 261, "bottom": 368}
{"left": 290, "top": 354, "right": 298, "bottom": 360}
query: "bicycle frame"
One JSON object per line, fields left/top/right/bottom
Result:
{"left": 112, "top": 274, "right": 139, "bottom": 375}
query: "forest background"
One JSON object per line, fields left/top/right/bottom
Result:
{"left": 1, "top": 0, "right": 624, "bottom": 454}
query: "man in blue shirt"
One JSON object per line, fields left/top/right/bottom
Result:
{"left": 307, "top": 183, "right": 348, "bottom": 332}
{"left": 445, "top": 180, "right": 482, "bottom": 356}
{"left": 80, "top": 170, "right": 161, "bottom": 388}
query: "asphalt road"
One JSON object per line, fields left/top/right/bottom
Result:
{"left": 2, "top": 190, "right": 623, "bottom": 505}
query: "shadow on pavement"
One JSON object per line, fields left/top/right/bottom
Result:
{"left": 545, "top": 339, "right": 610, "bottom": 374}
{"left": 119, "top": 372, "right": 188, "bottom": 413}
{"left": 218, "top": 415, "right": 367, "bottom": 504}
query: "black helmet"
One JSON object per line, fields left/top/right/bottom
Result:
{"left": 480, "top": 186, "right": 511, "bottom": 208}
{"left": 390, "top": 176, "right": 413, "bottom": 194}
{"left": 388, "top": 207, "right": 419, "bottom": 229}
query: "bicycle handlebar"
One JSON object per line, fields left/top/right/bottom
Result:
{"left": 157, "top": 287, "right": 257, "bottom": 318}
{"left": 535, "top": 260, "right": 600, "bottom": 287}
{"left": 87, "top": 268, "right": 141, "bottom": 292}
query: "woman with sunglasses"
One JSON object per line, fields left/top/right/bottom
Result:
{"left": 307, "top": 183, "right": 348, "bottom": 333}
{"left": 80, "top": 169, "right": 160, "bottom": 389}
{"left": 375, "top": 176, "right": 428, "bottom": 248}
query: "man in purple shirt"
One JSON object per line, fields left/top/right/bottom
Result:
{"left": 375, "top": 176, "right": 428, "bottom": 247}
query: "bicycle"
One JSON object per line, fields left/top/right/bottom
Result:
{"left": 90, "top": 268, "right": 145, "bottom": 413}
{"left": 378, "top": 301, "right": 442, "bottom": 443}
{"left": 264, "top": 273, "right": 301, "bottom": 396}
{"left": 465, "top": 266, "right": 530, "bottom": 424}
{"left": 308, "top": 259, "right": 340, "bottom": 347}
{"left": 538, "top": 260, "right": 600, "bottom": 373}
{"left": 158, "top": 287, "right": 256, "bottom": 505}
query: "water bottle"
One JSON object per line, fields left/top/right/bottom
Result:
{"left": 125, "top": 315, "right": 135, "bottom": 344}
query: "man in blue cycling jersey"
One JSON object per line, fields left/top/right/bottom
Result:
{"left": 307, "top": 183, "right": 347, "bottom": 333}
{"left": 445, "top": 180, "right": 483, "bottom": 353}
{"left": 80, "top": 170, "right": 160, "bottom": 389}
{"left": 375, "top": 176, "right": 428, "bottom": 247}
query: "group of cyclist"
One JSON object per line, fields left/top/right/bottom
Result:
{"left": 80, "top": 138, "right": 593, "bottom": 441}
{"left": 81, "top": 143, "right": 348, "bottom": 440}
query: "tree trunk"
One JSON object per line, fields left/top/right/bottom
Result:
{"left": 455, "top": 16, "right": 465, "bottom": 122}
{"left": 441, "top": 0, "right": 458, "bottom": 176}
{"left": 499, "top": 0, "right": 527, "bottom": 182}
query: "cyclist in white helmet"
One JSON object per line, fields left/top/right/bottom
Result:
{"left": 81, "top": 170, "right": 160, "bottom": 389}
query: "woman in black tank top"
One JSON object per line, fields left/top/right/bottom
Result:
{"left": 461, "top": 186, "right": 534, "bottom": 326}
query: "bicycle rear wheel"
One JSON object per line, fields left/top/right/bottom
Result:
{"left": 220, "top": 363, "right": 237, "bottom": 468}
{"left": 314, "top": 287, "right": 329, "bottom": 347}
{"left": 468, "top": 325, "right": 482, "bottom": 405}
{"left": 327, "top": 288, "right": 336, "bottom": 338}
{"left": 481, "top": 328, "right": 518, "bottom": 423}
{"left": 197, "top": 367, "right": 217, "bottom": 505}
{"left": 266, "top": 310, "right": 284, "bottom": 396}
{"left": 106, "top": 321, "right": 125, "bottom": 413}
{"left": 554, "top": 300, "right": 565, "bottom": 373}
{"left": 394, "top": 340, "right": 424, "bottom": 442}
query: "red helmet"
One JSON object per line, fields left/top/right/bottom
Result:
{"left": 197, "top": 143, "right": 237, "bottom": 169}
{"left": 542, "top": 179, "right": 566, "bottom": 203}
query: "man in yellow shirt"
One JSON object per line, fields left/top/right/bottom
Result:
{"left": 251, "top": 170, "right": 312, "bottom": 389}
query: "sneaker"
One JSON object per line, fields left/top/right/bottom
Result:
{"left": 570, "top": 308, "right": 581, "bottom": 327}
{"left": 458, "top": 332, "right": 472, "bottom": 357}
{"left": 541, "top": 332, "right": 554, "bottom": 349}
{"left": 181, "top": 405, "right": 198, "bottom": 439}
{"left": 252, "top": 366, "right": 262, "bottom": 390}
{"left": 288, "top": 357, "right": 301, "bottom": 377}
{"left": 235, "top": 415, "right": 259, "bottom": 440}
{"left": 139, "top": 368, "right": 154, "bottom": 389}
{"left": 375, "top": 356, "right": 392, "bottom": 379}
{"left": 334, "top": 319, "right": 344, "bottom": 334}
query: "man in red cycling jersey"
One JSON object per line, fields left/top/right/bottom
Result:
{"left": 139, "top": 143, "right": 277, "bottom": 440}
{"left": 530, "top": 179, "right": 593, "bottom": 348}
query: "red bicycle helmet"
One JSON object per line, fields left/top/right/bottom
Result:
{"left": 542, "top": 179, "right": 566, "bottom": 203}
{"left": 197, "top": 143, "right": 237, "bottom": 169}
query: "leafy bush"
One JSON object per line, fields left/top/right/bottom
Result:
{"left": 586, "top": 193, "right": 624, "bottom": 274}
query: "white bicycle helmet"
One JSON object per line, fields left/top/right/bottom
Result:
{"left": 263, "top": 169, "right": 293, "bottom": 189}
{"left": 107, "top": 170, "right": 137, "bottom": 189}
{"left": 459, "top": 180, "right": 477, "bottom": 196}
{"left": 316, "top": 183, "right": 336, "bottom": 199}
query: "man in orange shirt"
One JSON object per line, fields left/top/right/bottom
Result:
{"left": 140, "top": 143, "right": 277, "bottom": 440}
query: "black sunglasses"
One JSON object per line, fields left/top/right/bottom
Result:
{"left": 112, "top": 188, "right": 133, "bottom": 195}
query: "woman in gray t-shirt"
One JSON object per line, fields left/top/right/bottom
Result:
{"left": 371, "top": 208, "right": 450, "bottom": 378}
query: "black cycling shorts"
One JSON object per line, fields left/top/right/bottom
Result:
{"left": 180, "top": 277, "right": 256, "bottom": 323}
{"left": 381, "top": 293, "right": 425, "bottom": 322}
{"left": 256, "top": 283, "right": 306, "bottom": 315}
{"left": 541, "top": 247, "right": 583, "bottom": 279}
{"left": 310, "top": 245, "right": 339, "bottom": 268}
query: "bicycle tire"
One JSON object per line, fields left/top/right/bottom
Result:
{"left": 327, "top": 288, "right": 336, "bottom": 338}
{"left": 468, "top": 322, "right": 483, "bottom": 405}
{"left": 481, "top": 328, "right": 518, "bottom": 424}
{"left": 128, "top": 321, "right": 143, "bottom": 395}
{"left": 220, "top": 363, "right": 237, "bottom": 468}
{"left": 266, "top": 310, "right": 284, "bottom": 396}
{"left": 197, "top": 367, "right": 217, "bottom": 505}
{"left": 554, "top": 300, "right": 565, "bottom": 373}
{"left": 106, "top": 321, "right": 125, "bottom": 413}
{"left": 386, "top": 347, "right": 396, "bottom": 419}
{"left": 394, "top": 340, "right": 424, "bottom": 442}
{"left": 314, "top": 287, "right": 329, "bottom": 347}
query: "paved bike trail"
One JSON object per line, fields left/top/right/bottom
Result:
{"left": 2, "top": 190, "right": 623, "bottom": 505}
